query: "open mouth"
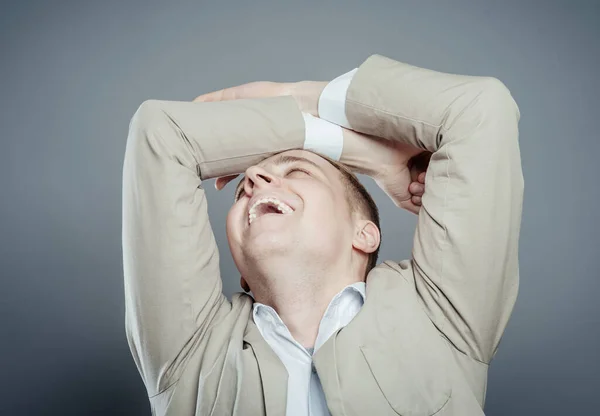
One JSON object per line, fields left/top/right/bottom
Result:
{"left": 248, "top": 199, "right": 293, "bottom": 225}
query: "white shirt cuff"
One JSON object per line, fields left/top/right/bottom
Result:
{"left": 317, "top": 68, "right": 358, "bottom": 129}
{"left": 302, "top": 113, "right": 343, "bottom": 161}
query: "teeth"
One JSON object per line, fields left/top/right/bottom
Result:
{"left": 248, "top": 198, "right": 293, "bottom": 224}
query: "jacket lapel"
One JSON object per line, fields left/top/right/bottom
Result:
{"left": 244, "top": 320, "right": 288, "bottom": 416}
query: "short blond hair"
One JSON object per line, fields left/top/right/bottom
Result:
{"left": 315, "top": 153, "right": 381, "bottom": 278}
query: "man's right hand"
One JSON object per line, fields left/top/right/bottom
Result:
{"left": 193, "top": 80, "right": 328, "bottom": 117}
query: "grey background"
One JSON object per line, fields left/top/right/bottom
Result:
{"left": 1, "top": 0, "right": 598, "bottom": 414}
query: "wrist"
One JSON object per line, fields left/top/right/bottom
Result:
{"left": 290, "top": 81, "right": 328, "bottom": 117}
{"left": 339, "top": 129, "right": 381, "bottom": 177}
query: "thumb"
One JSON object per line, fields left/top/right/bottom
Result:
{"left": 399, "top": 199, "right": 421, "bottom": 215}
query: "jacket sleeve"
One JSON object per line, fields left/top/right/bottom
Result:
{"left": 345, "top": 54, "right": 524, "bottom": 363}
{"left": 122, "top": 97, "right": 305, "bottom": 396}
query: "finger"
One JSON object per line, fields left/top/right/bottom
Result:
{"left": 215, "top": 177, "right": 227, "bottom": 191}
{"left": 411, "top": 195, "right": 422, "bottom": 206}
{"left": 399, "top": 199, "right": 420, "bottom": 215}
{"left": 215, "top": 174, "right": 240, "bottom": 191}
{"left": 194, "top": 87, "right": 235, "bottom": 102}
{"left": 218, "top": 175, "right": 240, "bottom": 190}
{"left": 195, "top": 83, "right": 264, "bottom": 102}
{"left": 409, "top": 182, "right": 424, "bottom": 196}
{"left": 418, "top": 171, "right": 426, "bottom": 184}
{"left": 194, "top": 81, "right": 286, "bottom": 102}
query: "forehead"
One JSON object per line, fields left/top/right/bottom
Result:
{"left": 259, "top": 149, "right": 331, "bottom": 171}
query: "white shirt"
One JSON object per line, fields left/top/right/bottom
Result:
{"left": 252, "top": 67, "right": 362, "bottom": 416}
{"left": 253, "top": 283, "right": 366, "bottom": 416}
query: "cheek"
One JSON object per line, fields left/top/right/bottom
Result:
{"left": 304, "top": 190, "right": 344, "bottom": 225}
{"left": 226, "top": 205, "right": 243, "bottom": 239}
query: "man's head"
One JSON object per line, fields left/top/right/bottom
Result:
{"left": 226, "top": 149, "right": 380, "bottom": 296}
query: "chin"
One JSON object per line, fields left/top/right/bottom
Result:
{"left": 250, "top": 235, "right": 292, "bottom": 255}
{"left": 244, "top": 232, "right": 303, "bottom": 263}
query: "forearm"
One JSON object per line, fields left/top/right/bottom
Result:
{"left": 339, "top": 128, "right": 418, "bottom": 178}
{"left": 339, "top": 128, "right": 377, "bottom": 176}
{"left": 166, "top": 98, "right": 306, "bottom": 178}
{"left": 344, "top": 55, "right": 520, "bottom": 152}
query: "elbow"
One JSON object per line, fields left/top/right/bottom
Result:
{"left": 128, "top": 99, "right": 165, "bottom": 137}
{"left": 445, "top": 77, "right": 521, "bottom": 144}
{"left": 123, "top": 100, "right": 170, "bottom": 177}
{"left": 481, "top": 79, "right": 525, "bottom": 193}
{"left": 125, "top": 99, "right": 170, "bottom": 157}
{"left": 477, "top": 77, "right": 521, "bottom": 123}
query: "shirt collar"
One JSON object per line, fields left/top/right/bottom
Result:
{"left": 252, "top": 281, "right": 365, "bottom": 315}
{"left": 252, "top": 281, "right": 366, "bottom": 352}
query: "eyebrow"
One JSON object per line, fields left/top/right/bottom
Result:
{"left": 233, "top": 155, "right": 321, "bottom": 199}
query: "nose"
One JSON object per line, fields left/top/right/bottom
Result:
{"left": 243, "top": 165, "right": 282, "bottom": 195}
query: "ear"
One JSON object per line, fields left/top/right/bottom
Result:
{"left": 352, "top": 219, "right": 380, "bottom": 255}
{"left": 240, "top": 276, "right": 250, "bottom": 293}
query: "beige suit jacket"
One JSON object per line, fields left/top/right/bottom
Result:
{"left": 122, "top": 54, "right": 523, "bottom": 415}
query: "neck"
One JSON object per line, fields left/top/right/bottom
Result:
{"left": 249, "top": 256, "right": 364, "bottom": 349}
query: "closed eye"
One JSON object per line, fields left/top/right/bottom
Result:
{"left": 234, "top": 167, "right": 310, "bottom": 201}
{"left": 286, "top": 168, "right": 310, "bottom": 176}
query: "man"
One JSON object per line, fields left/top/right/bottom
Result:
{"left": 122, "top": 54, "right": 523, "bottom": 415}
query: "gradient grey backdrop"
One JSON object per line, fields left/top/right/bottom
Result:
{"left": 1, "top": 0, "right": 598, "bottom": 414}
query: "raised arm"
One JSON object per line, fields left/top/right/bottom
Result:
{"left": 122, "top": 97, "right": 305, "bottom": 396}
{"left": 186, "top": 55, "right": 523, "bottom": 363}
{"left": 336, "top": 54, "right": 523, "bottom": 363}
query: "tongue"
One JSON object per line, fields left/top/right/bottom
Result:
{"left": 257, "top": 204, "right": 280, "bottom": 217}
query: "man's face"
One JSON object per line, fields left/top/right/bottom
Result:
{"left": 226, "top": 149, "right": 354, "bottom": 282}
